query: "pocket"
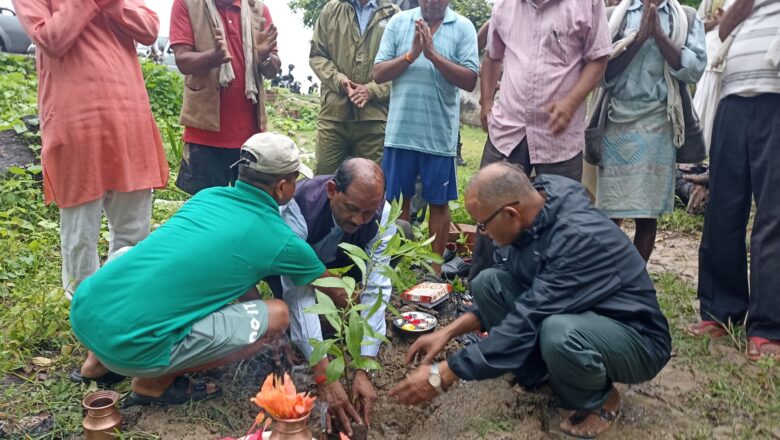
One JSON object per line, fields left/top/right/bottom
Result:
{"left": 547, "top": 26, "right": 569, "bottom": 65}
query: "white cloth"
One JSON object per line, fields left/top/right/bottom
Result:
{"left": 279, "top": 200, "right": 396, "bottom": 359}
{"left": 60, "top": 190, "right": 152, "bottom": 300}
{"left": 608, "top": 0, "right": 689, "bottom": 147}
{"left": 205, "top": 0, "right": 261, "bottom": 103}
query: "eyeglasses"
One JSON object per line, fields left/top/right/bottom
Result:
{"left": 476, "top": 201, "right": 520, "bottom": 232}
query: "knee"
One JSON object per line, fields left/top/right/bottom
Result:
{"left": 471, "top": 268, "right": 503, "bottom": 302}
{"left": 264, "top": 299, "right": 289, "bottom": 335}
{"left": 539, "top": 315, "right": 578, "bottom": 364}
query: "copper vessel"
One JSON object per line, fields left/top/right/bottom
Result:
{"left": 269, "top": 414, "right": 313, "bottom": 440}
{"left": 82, "top": 390, "right": 122, "bottom": 439}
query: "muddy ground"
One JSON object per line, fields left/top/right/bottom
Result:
{"left": 117, "top": 230, "right": 779, "bottom": 440}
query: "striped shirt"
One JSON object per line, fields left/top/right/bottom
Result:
{"left": 721, "top": 0, "right": 780, "bottom": 97}
{"left": 485, "top": 0, "right": 611, "bottom": 164}
{"left": 375, "top": 7, "right": 479, "bottom": 156}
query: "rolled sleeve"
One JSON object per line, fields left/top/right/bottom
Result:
{"left": 670, "top": 17, "right": 707, "bottom": 84}
{"left": 583, "top": 0, "right": 612, "bottom": 62}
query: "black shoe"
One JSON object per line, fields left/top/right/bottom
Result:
{"left": 456, "top": 156, "right": 467, "bottom": 166}
{"left": 70, "top": 369, "right": 127, "bottom": 386}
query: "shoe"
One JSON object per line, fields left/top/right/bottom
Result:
{"left": 70, "top": 369, "right": 127, "bottom": 386}
{"left": 687, "top": 320, "right": 726, "bottom": 338}
{"left": 441, "top": 256, "right": 471, "bottom": 280}
{"left": 456, "top": 156, "right": 467, "bottom": 166}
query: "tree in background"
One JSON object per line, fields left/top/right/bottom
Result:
{"left": 289, "top": 0, "right": 492, "bottom": 30}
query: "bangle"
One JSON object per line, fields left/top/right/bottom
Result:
{"left": 405, "top": 52, "right": 414, "bottom": 64}
{"left": 314, "top": 374, "right": 327, "bottom": 385}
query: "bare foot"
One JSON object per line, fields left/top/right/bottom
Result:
{"left": 559, "top": 387, "right": 621, "bottom": 438}
{"left": 80, "top": 351, "right": 109, "bottom": 378}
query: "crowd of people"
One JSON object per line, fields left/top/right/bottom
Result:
{"left": 10, "top": 0, "right": 778, "bottom": 437}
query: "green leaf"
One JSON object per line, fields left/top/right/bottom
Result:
{"left": 343, "top": 277, "right": 356, "bottom": 296}
{"left": 367, "top": 290, "right": 384, "bottom": 318}
{"left": 354, "top": 357, "right": 381, "bottom": 371}
{"left": 324, "top": 312, "right": 342, "bottom": 333}
{"left": 308, "top": 339, "right": 335, "bottom": 366}
{"left": 338, "top": 242, "right": 369, "bottom": 261}
{"left": 304, "top": 291, "right": 339, "bottom": 315}
{"left": 344, "top": 252, "right": 367, "bottom": 281}
{"left": 326, "top": 356, "right": 345, "bottom": 383}
{"left": 327, "top": 265, "right": 354, "bottom": 276}
{"left": 362, "top": 321, "right": 390, "bottom": 343}
{"left": 385, "top": 301, "right": 401, "bottom": 317}
{"left": 347, "top": 312, "right": 364, "bottom": 360}
{"left": 312, "top": 277, "right": 350, "bottom": 290}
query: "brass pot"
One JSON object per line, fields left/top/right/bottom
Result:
{"left": 269, "top": 414, "right": 312, "bottom": 440}
{"left": 82, "top": 390, "right": 122, "bottom": 440}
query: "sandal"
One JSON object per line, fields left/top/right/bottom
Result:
{"left": 746, "top": 336, "right": 780, "bottom": 362}
{"left": 127, "top": 376, "right": 222, "bottom": 407}
{"left": 69, "top": 369, "right": 127, "bottom": 386}
{"left": 559, "top": 408, "right": 620, "bottom": 439}
{"left": 687, "top": 320, "right": 726, "bottom": 338}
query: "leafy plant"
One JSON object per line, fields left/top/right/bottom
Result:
{"left": 304, "top": 199, "right": 442, "bottom": 383}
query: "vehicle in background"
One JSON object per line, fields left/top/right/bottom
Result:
{"left": 0, "top": 6, "right": 32, "bottom": 54}
{"left": 137, "top": 36, "right": 179, "bottom": 74}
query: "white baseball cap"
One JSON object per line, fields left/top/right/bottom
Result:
{"left": 236, "top": 132, "right": 313, "bottom": 178}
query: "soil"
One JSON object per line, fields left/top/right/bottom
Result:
{"left": 82, "top": 230, "right": 758, "bottom": 439}
{"left": 0, "top": 129, "right": 36, "bottom": 173}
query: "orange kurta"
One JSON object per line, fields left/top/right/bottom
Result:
{"left": 13, "top": 0, "right": 169, "bottom": 208}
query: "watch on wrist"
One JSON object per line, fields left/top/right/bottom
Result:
{"left": 428, "top": 363, "right": 445, "bottom": 395}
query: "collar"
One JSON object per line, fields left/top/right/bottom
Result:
{"left": 352, "top": 0, "right": 379, "bottom": 9}
{"left": 234, "top": 180, "right": 279, "bottom": 210}
{"left": 628, "top": 0, "right": 669, "bottom": 12}
{"left": 412, "top": 6, "right": 457, "bottom": 24}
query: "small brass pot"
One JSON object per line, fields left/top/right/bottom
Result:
{"left": 82, "top": 390, "right": 122, "bottom": 439}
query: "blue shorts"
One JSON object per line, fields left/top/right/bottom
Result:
{"left": 382, "top": 147, "right": 457, "bottom": 205}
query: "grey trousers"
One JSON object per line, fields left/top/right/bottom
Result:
{"left": 472, "top": 269, "right": 660, "bottom": 410}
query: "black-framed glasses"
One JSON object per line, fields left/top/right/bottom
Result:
{"left": 476, "top": 201, "right": 520, "bottom": 232}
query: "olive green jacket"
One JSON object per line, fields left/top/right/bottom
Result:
{"left": 310, "top": 0, "right": 399, "bottom": 122}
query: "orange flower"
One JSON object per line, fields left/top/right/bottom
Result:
{"left": 251, "top": 373, "right": 316, "bottom": 420}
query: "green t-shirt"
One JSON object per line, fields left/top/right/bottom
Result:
{"left": 70, "top": 181, "right": 326, "bottom": 369}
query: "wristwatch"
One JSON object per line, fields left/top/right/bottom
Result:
{"left": 428, "top": 363, "right": 445, "bottom": 395}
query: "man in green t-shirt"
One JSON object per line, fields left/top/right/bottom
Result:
{"left": 69, "top": 133, "right": 326, "bottom": 406}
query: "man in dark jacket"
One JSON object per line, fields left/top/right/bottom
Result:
{"left": 389, "top": 163, "right": 671, "bottom": 438}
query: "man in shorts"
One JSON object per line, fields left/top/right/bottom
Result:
{"left": 69, "top": 133, "right": 325, "bottom": 405}
{"left": 373, "top": 0, "right": 479, "bottom": 273}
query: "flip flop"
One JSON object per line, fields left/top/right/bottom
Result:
{"left": 126, "top": 376, "right": 222, "bottom": 407}
{"left": 746, "top": 336, "right": 780, "bottom": 362}
{"left": 560, "top": 407, "right": 620, "bottom": 439}
{"left": 69, "top": 369, "right": 127, "bottom": 386}
{"left": 687, "top": 320, "right": 727, "bottom": 338}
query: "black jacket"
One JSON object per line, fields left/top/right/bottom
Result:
{"left": 448, "top": 175, "right": 672, "bottom": 383}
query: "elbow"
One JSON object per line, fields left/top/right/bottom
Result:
{"left": 373, "top": 66, "right": 388, "bottom": 84}
{"left": 463, "top": 73, "right": 478, "bottom": 92}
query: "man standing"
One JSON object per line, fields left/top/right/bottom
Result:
{"left": 70, "top": 133, "right": 324, "bottom": 405}
{"left": 390, "top": 163, "right": 671, "bottom": 438}
{"left": 12, "top": 0, "right": 170, "bottom": 300}
{"left": 374, "top": 0, "right": 479, "bottom": 272}
{"left": 468, "top": 0, "right": 612, "bottom": 282}
{"left": 280, "top": 158, "right": 396, "bottom": 433}
{"left": 689, "top": 0, "right": 780, "bottom": 361}
{"left": 309, "top": 0, "right": 399, "bottom": 174}
{"left": 170, "top": 0, "right": 281, "bottom": 195}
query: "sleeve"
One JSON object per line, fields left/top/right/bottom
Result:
{"left": 309, "top": 3, "right": 349, "bottom": 93}
{"left": 582, "top": 0, "right": 612, "bottom": 62}
{"left": 484, "top": 12, "right": 505, "bottom": 61}
{"left": 373, "top": 14, "right": 400, "bottom": 64}
{"left": 280, "top": 200, "right": 308, "bottom": 241}
{"left": 169, "top": 0, "right": 195, "bottom": 46}
{"left": 11, "top": 0, "right": 101, "bottom": 58}
{"left": 273, "top": 235, "right": 326, "bottom": 287}
{"left": 100, "top": 0, "right": 159, "bottom": 45}
{"left": 262, "top": 5, "right": 279, "bottom": 54}
{"left": 447, "top": 223, "right": 623, "bottom": 381}
{"left": 359, "top": 203, "right": 396, "bottom": 357}
{"left": 455, "top": 19, "right": 480, "bottom": 75}
{"left": 670, "top": 14, "right": 708, "bottom": 84}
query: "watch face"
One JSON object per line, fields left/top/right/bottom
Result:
{"left": 428, "top": 374, "right": 442, "bottom": 388}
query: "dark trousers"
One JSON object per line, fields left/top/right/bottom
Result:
{"left": 468, "top": 137, "right": 583, "bottom": 282}
{"left": 175, "top": 143, "right": 241, "bottom": 195}
{"left": 698, "top": 93, "right": 780, "bottom": 340}
{"left": 472, "top": 269, "right": 660, "bottom": 410}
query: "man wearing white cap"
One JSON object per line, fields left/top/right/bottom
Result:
{"left": 69, "top": 133, "right": 325, "bottom": 406}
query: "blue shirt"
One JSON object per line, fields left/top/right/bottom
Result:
{"left": 352, "top": 0, "right": 378, "bottom": 35}
{"left": 375, "top": 7, "right": 479, "bottom": 156}
{"left": 607, "top": 0, "right": 707, "bottom": 122}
